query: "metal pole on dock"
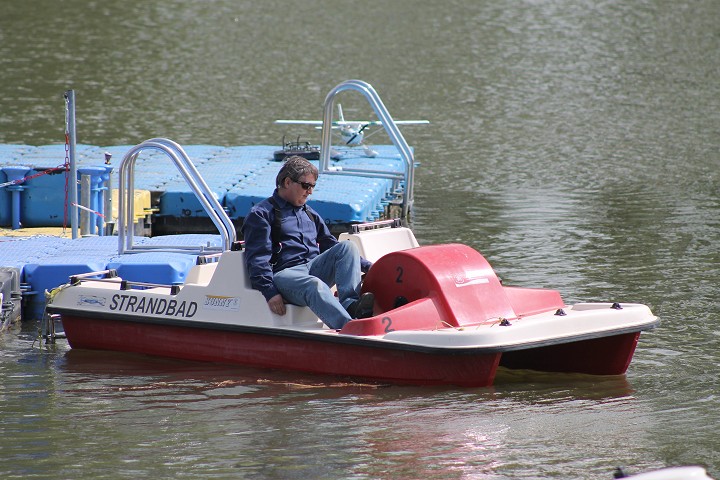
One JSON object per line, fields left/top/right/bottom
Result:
{"left": 65, "top": 90, "right": 79, "bottom": 239}
{"left": 79, "top": 174, "right": 92, "bottom": 235}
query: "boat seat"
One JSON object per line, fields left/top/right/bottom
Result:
{"left": 206, "top": 250, "right": 252, "bottom": 291}
{"left": 185, "top": 262, "right": 219, "bottom": 286}
{"left": 339, "top": 226, "right": 419, "bottom": 263}
{"left": 199, "top": 249, "right": 322, "bottom": 328}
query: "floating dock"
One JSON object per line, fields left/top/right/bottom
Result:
{"left": 0, "top": 233, "right": 223, "bottom": 322}
{"left": 0, "top": 143, "right": 411, "bottom": 236}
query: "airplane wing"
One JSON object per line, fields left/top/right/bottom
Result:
{"left": 275, "top": 120, "right": 324, "bottom": 125}
{"left": 275, "top": 119, "right": 429, "bottom": 126}
{"left": 328, "top": 120, "right": 429, "bottom": 126}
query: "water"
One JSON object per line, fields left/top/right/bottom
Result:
{"left": 2, "top": 0, "right": 720, "bottom": 478}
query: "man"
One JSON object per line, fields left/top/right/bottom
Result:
{"left": 242, "top": 155, "right": 374, "bottom": 329}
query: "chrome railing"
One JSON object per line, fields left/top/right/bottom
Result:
{"left": 117, "top": 138, "right": 236, "bottom": 254}
{"left": 319, "top": 80, "right": 416, "bottom": 218}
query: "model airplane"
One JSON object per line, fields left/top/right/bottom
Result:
{"left": 275, "top": 104, "right": 429, "bottom": 158}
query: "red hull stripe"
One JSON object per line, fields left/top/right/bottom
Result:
{"left": 500, "top": 332, "right": 640, "bottom": 375}
{"left": 59, "top": 315, "right": 502, "bottom": 387}
{"left": 52, "top": 309, "right": 646, "bottom": 385}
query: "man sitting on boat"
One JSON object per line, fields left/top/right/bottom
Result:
{"left": 242, "top": 155, "right": 374, "bottom": 329}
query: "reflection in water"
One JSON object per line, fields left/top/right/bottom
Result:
{"left": 60, "top": 349, "right": 391, "bottom": 401}
{"left": 47, "top": 348, "right": 647, "bottom": 478}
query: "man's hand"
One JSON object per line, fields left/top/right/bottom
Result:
{"left": 268, "top": 294, "right": 286, "bottom": 316}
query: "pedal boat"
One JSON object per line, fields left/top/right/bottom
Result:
{"left": 45, "top": 222, "right": 658, "bottom": 387}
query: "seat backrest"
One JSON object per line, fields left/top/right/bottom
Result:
{"left": 339, "top": 226, "right": 419, "bottom": 263}
{"left": 206, "top": 250, "right": 252, "bottom": 292}
{"left": 185, "top": 263, "right": 219, "bottom": 286}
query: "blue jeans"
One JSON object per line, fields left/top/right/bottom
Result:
{"left": 273, "top": 241, "right": 362, "bottom": 329}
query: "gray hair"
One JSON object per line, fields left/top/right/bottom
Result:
{"left": 276, "top": 155, "right": 319, "bottom": 188}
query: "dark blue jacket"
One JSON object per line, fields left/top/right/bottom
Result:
{"left": 243, "top": 190, "right": 370, "bottom": 301}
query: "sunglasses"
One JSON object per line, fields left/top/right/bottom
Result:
{"left": 292, "top": 179, "right": 316, "bottom": 190}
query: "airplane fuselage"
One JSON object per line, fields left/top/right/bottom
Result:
{"left": 339, "top": 123, "right": 366, "bottom": 145}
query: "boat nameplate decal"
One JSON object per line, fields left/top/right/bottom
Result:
{"left": 203, "top": 295, "right": 241, "bottom": 311}
{"left": 109, "top": 294, "right": 198, "bottom": 318}
{"left": 78, "top": 295, "right": 107, "bottom": 307}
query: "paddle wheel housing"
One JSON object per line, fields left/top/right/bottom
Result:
{"left": 341, "top": 244, "right": 565, "bottom": 336}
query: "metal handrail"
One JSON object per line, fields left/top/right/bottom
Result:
{"left": 117, "top": 138, "right": 236, "bottom": 255}
{"left": 319, "top": 80, "right": 416, "bottom": 218}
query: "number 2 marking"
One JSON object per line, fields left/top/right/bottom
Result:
{"left": 396, "top": 266, "right": 404, "bottom": 283}
{"left": 382, "top": 316, "right": 395, "bottom": 333}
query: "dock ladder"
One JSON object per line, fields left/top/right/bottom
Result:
{"left": 319, "top": 79, "right": 417, "bottom": 219}
{"left": 116, "top": 138, "right": 236, "bottom": 255}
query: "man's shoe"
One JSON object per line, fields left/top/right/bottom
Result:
{"left": 348, "top": 292, "right": 375, "bottom": 319}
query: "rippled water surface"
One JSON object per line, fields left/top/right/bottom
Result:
{"left": 2, "top": 0, "right": 720, "bottom": 478}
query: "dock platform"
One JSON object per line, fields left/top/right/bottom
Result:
{"left": 0, "top": 143, "right": 412, "bottom": 235}
{"left": 0, "top": 232, "right": 222, "bottom": 322}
